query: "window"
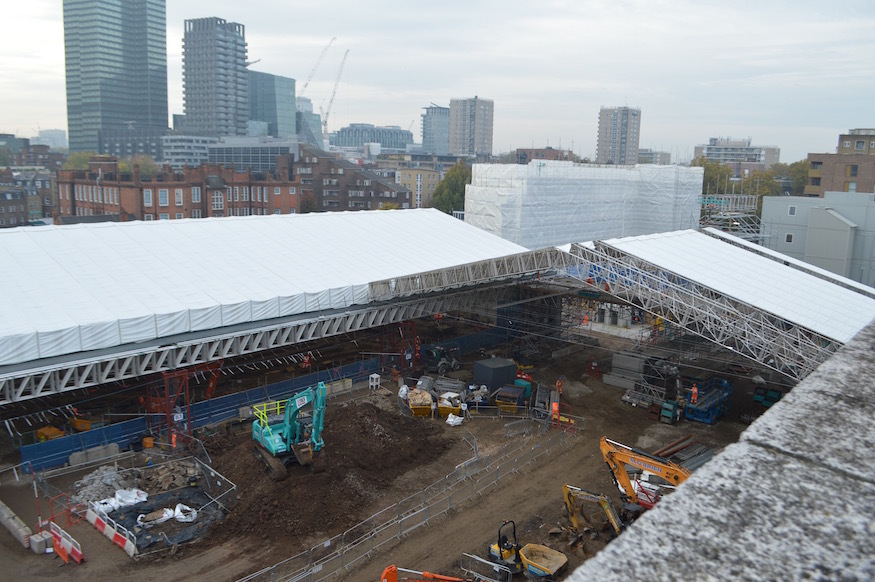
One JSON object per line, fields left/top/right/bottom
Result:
{"left": 234, "top": 187, "right": 239, "bottom": 201}
{"left": 289, "top": 187, "right": 296, "bottom": 195}
{"left": 302, "top": 178, "right": 313, "bottom": 185}
{"left": 788, "top": 206, "right": 797, "bottom": 216}
{"left": 843, "top": 140, "right": 851, "bottom": 148}
{"left": 274, "top": 209, "right": 280, "bottom": 214}
{"left": 212, "top": 191, "right": 224, "bottom": 210}
{"left": 274, "top": 187, "right": 280, "bottom": 196}
{"left": 289, "top": 208, "right": 295, "bottom": 214}
{"left": 192, "top": 187, "right": 201, "bottom": 203}
{"left": 175, "top": 189, "right": 183, "bottom": 206}
{"left": 846, "top": 181, "right": 857, "bottom": 193}
{"left": 227, "top": 189, "right": 232, "bottom": 202}
{"left": 192, "top": 209, "right": 202, "bottom": 218}
{"left": 855, "top": 140, "right": 865, "bottom": 150}
{"left": 143, "top": 189, "right": 152, "bottom": 206}
{"left": 243, "top": 187, "right": 249, "bottom": 202}
{"left": 785, "top": 233, "right": 793, "bottom": 243}
{"left": 810, "top": 177, "right": 821, "bottom": 186}
{"left": 144, "top": 214, "right": 153, "bottom": 221}
{"left": 175, "top": 213, "right": 184, "bottom": 219}
{"left": 809, "top": 161, "right": 822, "bottom": 170}
{"left": 871, "top": 141, "right": 875, "bottom": 148}
{"left": 847, "top": 165, "right": 859, "bottom": 177}
{"left": 159, "top": 213, "right": 169, "bottom": 220}
{"left": 158, "top": 189, "right": 169, "bottom": 206}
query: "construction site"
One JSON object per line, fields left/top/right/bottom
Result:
{"left": 1, "top": 209, "right": 873, "bottom": 581}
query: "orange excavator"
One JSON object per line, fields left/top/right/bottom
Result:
{"left": 379, "top": 565, "right": 469, "bottom": 582}
{"left": 599, "top": 436, "right": 691, "bottom": 509}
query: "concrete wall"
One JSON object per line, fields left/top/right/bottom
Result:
{"left": 804, "top": 208, "right": 855, "bottom": 276}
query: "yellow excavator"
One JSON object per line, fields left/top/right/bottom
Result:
{"left": 599, "top": 436, "right": 691, "bottom": 509}
{"left": 558, "top": 484, "right": 633, "bottom": 542}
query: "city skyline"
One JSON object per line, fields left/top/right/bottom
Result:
{"left": 2, "top": 0, "right": 874, "bottom": 161}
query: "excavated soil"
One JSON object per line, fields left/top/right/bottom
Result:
{"left": 204, "top": 400, "right": 454, "bottom": 545}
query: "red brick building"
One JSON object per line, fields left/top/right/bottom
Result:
{"left": 804, "top": 129, "right": 875, "bottom": 197}
{"left": 294, "top": 145, "right": 412, "bottom": 211}
{"left": 56, "top": 157, "right": 299, "bottom": 221}
{"left": 516, "top": 147, "right": 573, "bottom": 164}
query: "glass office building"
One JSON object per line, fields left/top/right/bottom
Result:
{"left": 249, "top": 71, "right": 296, "bottom": 139}
{"left": 63, "top": 0, "right": 168, "bottom": 152}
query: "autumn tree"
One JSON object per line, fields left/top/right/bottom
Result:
{"left": 432, "top": 162, "right": 471, "bottom": 214}
{"left": 771, "top": 159, "right": 808, "bottom": 196}
{"left": 62, "top": 151, "right": 97, "bottom": 170}
{"left": 690, "top": 156, "right": 733, "bottom": 195}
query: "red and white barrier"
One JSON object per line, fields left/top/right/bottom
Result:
{"left": 49, "top": 521, "right": 85, "bottom": 564}
{"left": 86, "top": 505, "right": 137, "bottom": 557}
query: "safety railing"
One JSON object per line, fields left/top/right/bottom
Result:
{"left": 237, "top": 427, "right": 577, "bottom": 582}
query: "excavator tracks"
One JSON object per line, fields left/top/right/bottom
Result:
{"left": 254, "top": 444, "right": 289, "bottom": 481}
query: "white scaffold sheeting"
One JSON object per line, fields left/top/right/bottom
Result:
{"left": 0, "top": 209, "right": 527, "bottom": 366}
{"left": 464, "top": 161, "right": 703, "bottom": 250}
{"left": 602, "top": 230, "right": 875, "bottom": 344}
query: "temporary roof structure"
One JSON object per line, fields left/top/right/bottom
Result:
{"left": 0, "top": 209, "right": 527, "bottom": 367}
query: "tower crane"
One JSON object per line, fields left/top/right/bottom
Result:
{"left": 297, "top": 37, "right": 336, "bottom": 104}
{"left": 319, "top": 49, "right": 349, "bottom": 150}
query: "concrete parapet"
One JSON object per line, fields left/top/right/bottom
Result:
{"left": 0, "top": 499, "right": 32, "bottom": 548}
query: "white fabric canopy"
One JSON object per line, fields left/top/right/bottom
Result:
{"left": 0, "top": 209, "right": 527, "bottom": 366}
{"left": 600, "top": 230, "right": 875, "bottom": 344}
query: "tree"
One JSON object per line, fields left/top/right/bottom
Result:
{"left": 299, "top": 193, "right": 317, "bottom": 214}
{"left": 432, "top": 162, "right": 471, "bottom": 214}
{"left": 787, "top": 159, "right": 808, "bottom": 196}
{"left": 497, "top": 151, "right": 517, "bottom": 164}
{"left": 690, "top": 156, "right": 733, "bottom": 195}
{"left": 379, "top": 202, "right": 400, "bottom": 210}
{"left": 62, "top": 151, "right": 97, "bottom": 170}
{"left": 130, "top": 154, "right": 159, "bottom": 180}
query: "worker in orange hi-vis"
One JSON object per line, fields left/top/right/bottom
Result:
{"left": 171, "top": 431, "right": 177, "bottom": 448}
{"left": 691, "top": 383, "right": 699, "bottom": 405}
{"left": 556, "top": 376, "right": 564, "bottom": 396}
{"left": 551, "top": 401, "right": 560, "bottom": 424}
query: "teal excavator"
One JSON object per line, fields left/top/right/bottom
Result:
{"left": 252, "top": 382, "right": 327, "bottom": 481}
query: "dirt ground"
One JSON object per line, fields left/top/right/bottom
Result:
{"left": 0, "top": 333, "right": 754, "bottom": 581}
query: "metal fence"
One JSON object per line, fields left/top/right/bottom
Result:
{"left": 237, "top": 428, "right": 577, "bottom": 582}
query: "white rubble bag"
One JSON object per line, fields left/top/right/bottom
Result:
{"left": 445, "top": 413, "right": 464, "bottom": 427}
{"left": 95, "top": 497, "right": 119, "bottom": 513}
{"left": 174, "top": 503, "right": 198, "bottom": 523}
{"left": 115, "top": 488, "right": 148, "bottom": 507}
{"left": 136, "top": 507, "right": 174, "bottom": 527}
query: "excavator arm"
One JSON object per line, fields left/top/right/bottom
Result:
{"left": 380, "top": 564, "right": 468, "bottom": 582}
{"left": 599, "top": 437, "right": 691, "bottom": 508}
{"left": 562, "top": 484, "right": 625, "bottom": 537}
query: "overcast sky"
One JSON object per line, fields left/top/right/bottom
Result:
{"left": 2, "top": 0, "right": 873, "bottom": 162}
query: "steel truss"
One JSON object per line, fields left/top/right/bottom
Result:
{"left": 559, "top": 242, "right": 839, "bottom": 381}
{"left": 0, "top": 285, "right": 512, "bottom": 405}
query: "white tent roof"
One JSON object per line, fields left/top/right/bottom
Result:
{"left": 0, "top": 209, "right": 527, "bottom": 367}
{"left": 599, "top": 230, "right": 875, "bottom": 344}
